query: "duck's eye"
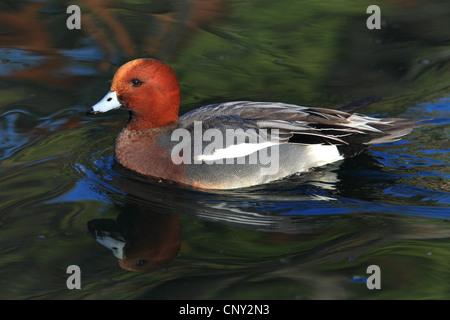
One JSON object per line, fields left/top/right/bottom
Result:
{"left": 131, "top": 78, "right": 143, "bottom": 87}
{"left": 136, "top": 259, "right": 148, "bottom": 266}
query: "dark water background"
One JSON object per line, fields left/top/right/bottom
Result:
{"left": 0, "top": 0, "right": 449, "bottom": 299}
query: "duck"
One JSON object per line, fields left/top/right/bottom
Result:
{"left": 87, "top": 58, "right": 420, "bottom": 190}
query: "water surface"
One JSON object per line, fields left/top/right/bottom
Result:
{"left": 0, "top": 0, "right": 449, "bottom": 299}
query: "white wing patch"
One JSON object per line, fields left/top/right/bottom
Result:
{"left": 195, "top": 141, "right": 279, "bottom": 161}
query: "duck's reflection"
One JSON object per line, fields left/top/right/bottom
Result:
{"left": 85, "top": 151, "right": 439, "bottom": 273}
{"left": 86, "top": 160, "right": 346, "bottom": 271}
{"left": 88, "top": 208, "right": 181, "bottom": 272}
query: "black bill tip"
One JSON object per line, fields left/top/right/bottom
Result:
{"left": 85, "top": 107, "right": 97, "bottom": 116}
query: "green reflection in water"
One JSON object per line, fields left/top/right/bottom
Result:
{"left": 0, "top": 0, "right": 449, "bottom": 300}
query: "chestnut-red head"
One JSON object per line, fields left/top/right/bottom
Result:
{"left": 88, "top": 59, "right": 181, "bottom": 130}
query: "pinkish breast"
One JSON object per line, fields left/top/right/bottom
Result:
{"left": 114, "top": 127, "right": 186, "bottom": 184}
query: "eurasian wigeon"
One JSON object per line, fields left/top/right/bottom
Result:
{"left": 87, "top": 58, "right": 420, "bottom": 189}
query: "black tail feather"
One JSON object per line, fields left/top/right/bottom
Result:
{"left": 336, "top": 118, "right": 424, "bottom": 157}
